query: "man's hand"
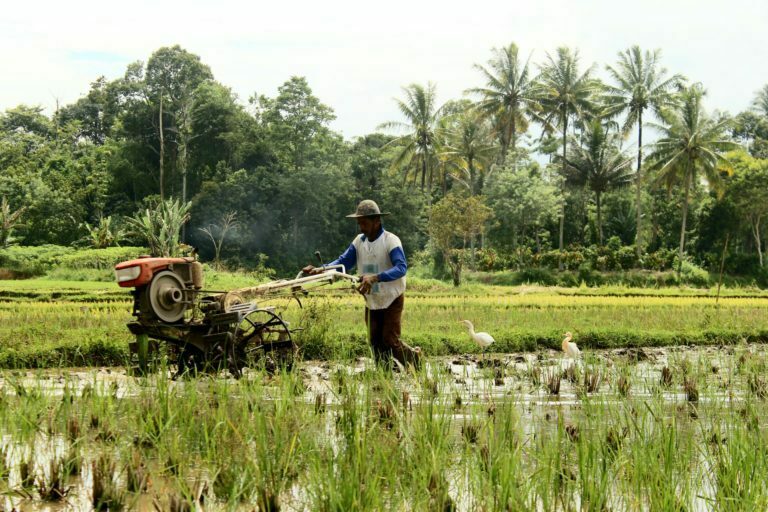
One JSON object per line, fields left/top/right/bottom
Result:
{"left": 302, "top": 265, "right": 322, "bottom": 275}
{"left": 357, "top": 274, "right": 379, "bottom": 295}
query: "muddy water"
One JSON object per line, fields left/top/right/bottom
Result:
{"left": 0, "top": 343, "right": 762, "bottom": 511}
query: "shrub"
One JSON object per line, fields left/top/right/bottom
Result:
{"left": 475, "top": 248, "right": 501, "bottom": 272}
{"left": 616, "top": 246, "right": 637, "bottom": 270}
{"left": 515, "top": 267, "right": 556, "bottom": 286}
{"left": 58, "top": 247, "right": 144, "bottom": 270}
{"left": 675, "top": 257, "right": 711, "bottom": 287}
{"left": 640, "top": 249, "right": 669, "bottom": 271}
{"left": 0, "top": 245, "right": 74, "bottom": 277}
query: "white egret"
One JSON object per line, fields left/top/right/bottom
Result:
{"left": 459, "top": 320, "right": 495, "bottom": 361}
{"left": 562, "top": 332, "right": 581, "bottom": 359}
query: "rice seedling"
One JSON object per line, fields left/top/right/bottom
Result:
{"left": 660, "top": 365, "right": 674, "bottom": 387}
{"left": 562, "top": 363, "right": 580, "bottom": 384}
{"left": 526, "top": 363, "right": 542, "bottom": 387}
{"left": 125, "top": 449, "right": 149, "bottom": 493}
{"left": 582, "top": 367, "right": 602, "bottom": 394}
{"left": 684, "top": 378, "right": 700, "bottom": 403}
{"left": 0, "top": 445, "right": 9, "bottom": 482}
{"left": 92, "top": 453, "right": 126, "bottom": 511}
{"left": 36, "top": 457, "right": 70, "bottom": 501}
{"left": 747, "top": 374, "right": 768, "bottom": 399}
{"left": 461, "top": 421, "right": 481, "bottom": 444}
{"left": 545, "top": 369, "right": 561, "bottom": 395}
{"left": 19, "top": 449, "right": 35, "bottom": 489}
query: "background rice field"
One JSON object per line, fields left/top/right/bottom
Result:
{"left": 0, "top": 278, "right": 766, "bottom": 368}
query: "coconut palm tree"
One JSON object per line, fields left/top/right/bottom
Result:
{"left": 466, "top": 43, "right": 539, "bottom": 165}
{"left": 753, "top": 84, "right": 768, "bottom": 117}
{"left": 441, "top": 110, "right": 498, "bottom": 196}
{"left": 646, "top": 84, "right": 738, "bottom": 272}
{"left": 604, "top": 46, "right": 685, "bottom": 256}
{"left": 379, "top": 83, "right": 442, "bottom": 199}
{"left": 536, "top": 47, "right": 600, "bottom": 262}
{"left": 561, "top": 120, "right": 634, "bottom": 245}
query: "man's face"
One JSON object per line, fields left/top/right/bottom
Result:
{"left": 356, "top": 216, "right": 380, "bottom": 239}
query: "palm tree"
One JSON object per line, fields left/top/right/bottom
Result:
{"left": 466, "top": 43, "right": 539, "bottom": 165}
{"left": 441, "top": 110, "right": 498, "bottom": 196}
{"left": 604, "top": 46, "right": 685, "bottom": 256}
{"left": 753, "top": 84, "right": 768, "bottom": 117}
{"left": 379, "top": 83, "right": 442, "bottom": 199}
{"left": 646, "top": 84, "right": 738, "bottom": 272}
{"left": 561, "top": 120, "right": 634, "bottom": 245}
{"left": 536, "top": 47, "right": 599, "bottom": 262}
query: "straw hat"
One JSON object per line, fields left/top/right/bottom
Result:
{"left": 345, "top": 199, "right": 390, "bottom": 218}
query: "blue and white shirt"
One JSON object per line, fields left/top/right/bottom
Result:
{"left": 328, "top": 227, "right": 407, "bottom": 310}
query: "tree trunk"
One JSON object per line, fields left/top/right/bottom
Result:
{"left": 751, "top": 216, "right": 763, "bottom": 267}
{"left": 635, "top": 112, "right": 643, "bottom": 257}
{"left": 422, "top": 156, "right": 432, "bottom": 206}
{"left": 421, "top": 156, "right": 426, "bottom": 192}
{"left": 470, "top": 235, "right": 476, "bottom": 271}
{"left": 499, "top": 126, "right": 510, "bottom": 167}
{"left": 507, "top": 112, "right": 518, "bottom": 170}
{"left": 678, "top": 169, "right": 692, "bottom": 276}
{"left": 159, "top": 94, "right": 165, "bottom": 200}
{"left": 535, "top": 227, "right": 542, "bottom": 254}
{"left": 180, "top": 140, "right": 187, "bottom": 242}
{"left": 558, "top": 112, "right": 568, "bottom": 271}
{"left": 596, "top": 191, "right": 603, "bottom": 246}
{"left": 441, "top": 166, "right": 447, "bottom": 197}
{"left": 447, "top": 251, "right": 462, "bottom": 287}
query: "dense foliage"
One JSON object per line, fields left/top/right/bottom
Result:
{"left": 1, "top": 43, "right": 766, "bottom": 285}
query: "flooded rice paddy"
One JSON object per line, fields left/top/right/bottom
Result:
{"left": 0, "top": 343, "right": 766, "bottom": 511}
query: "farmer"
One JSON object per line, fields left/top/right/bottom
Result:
{"left": 302, "top": 200, "right": 421, "bottom": 369}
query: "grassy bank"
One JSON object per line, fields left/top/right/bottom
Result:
{"left": 0, "top": 278, "right": 766, "bottom": 368}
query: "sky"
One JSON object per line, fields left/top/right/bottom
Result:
{"left": 1, "top": 0, "right": 766, "bottom": 140}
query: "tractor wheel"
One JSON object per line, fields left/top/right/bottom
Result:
{"left": 231, "top": 309, "right": 296, "bottom": 376}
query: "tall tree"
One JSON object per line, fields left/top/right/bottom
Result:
{"left": 56, "top": 76, "right": 120, "bottom": 144}
{"left": 731, "top": 110, "right": 768, "bottom": 159}
{"left": 144, "top": 45, "right": 213, "bottom": 200}
{"left": 726, "top": 152, "right": 768, "bottom": 267}
{"left": 753, "top": 84, "right": 768, "bottom": 117}
{"left": 258, "top": 76, "right": 337, "bottom": 172}
{"left": 486, "top": 162, "right": 561, "bottom": 255}
{"left": 604, "top": 46, "right": 684, "bottom": 255}
{"left": 646, "top": 84, "right": 738, "bottom": 271}
{"left": 536, "top": 47, "right": 599, "bottom": 263}
{"left": 561, "top": 120, "right": 634, "bottom": 245}
{"left": 380, "top": 83, "right": 442, "bottom": 200}
{"left": 467, "top": 43, "right": 539, "bottom": 164}
{"left": 441, "top": 109, "right": 498, "bottom": 196}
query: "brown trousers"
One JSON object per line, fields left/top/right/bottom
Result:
{"left": 364, "top": 294, "right": 420, "bottom": 368}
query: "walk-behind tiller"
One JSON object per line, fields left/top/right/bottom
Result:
{"left": 114, "top": 256, "right": 357, "bottom": 377}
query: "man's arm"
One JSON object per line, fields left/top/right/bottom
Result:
{"left": 327, "top": 243, "right": 357, "bottom": 273}
{"left": 377, "top": 246, "right": 407, "bottom": 282}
